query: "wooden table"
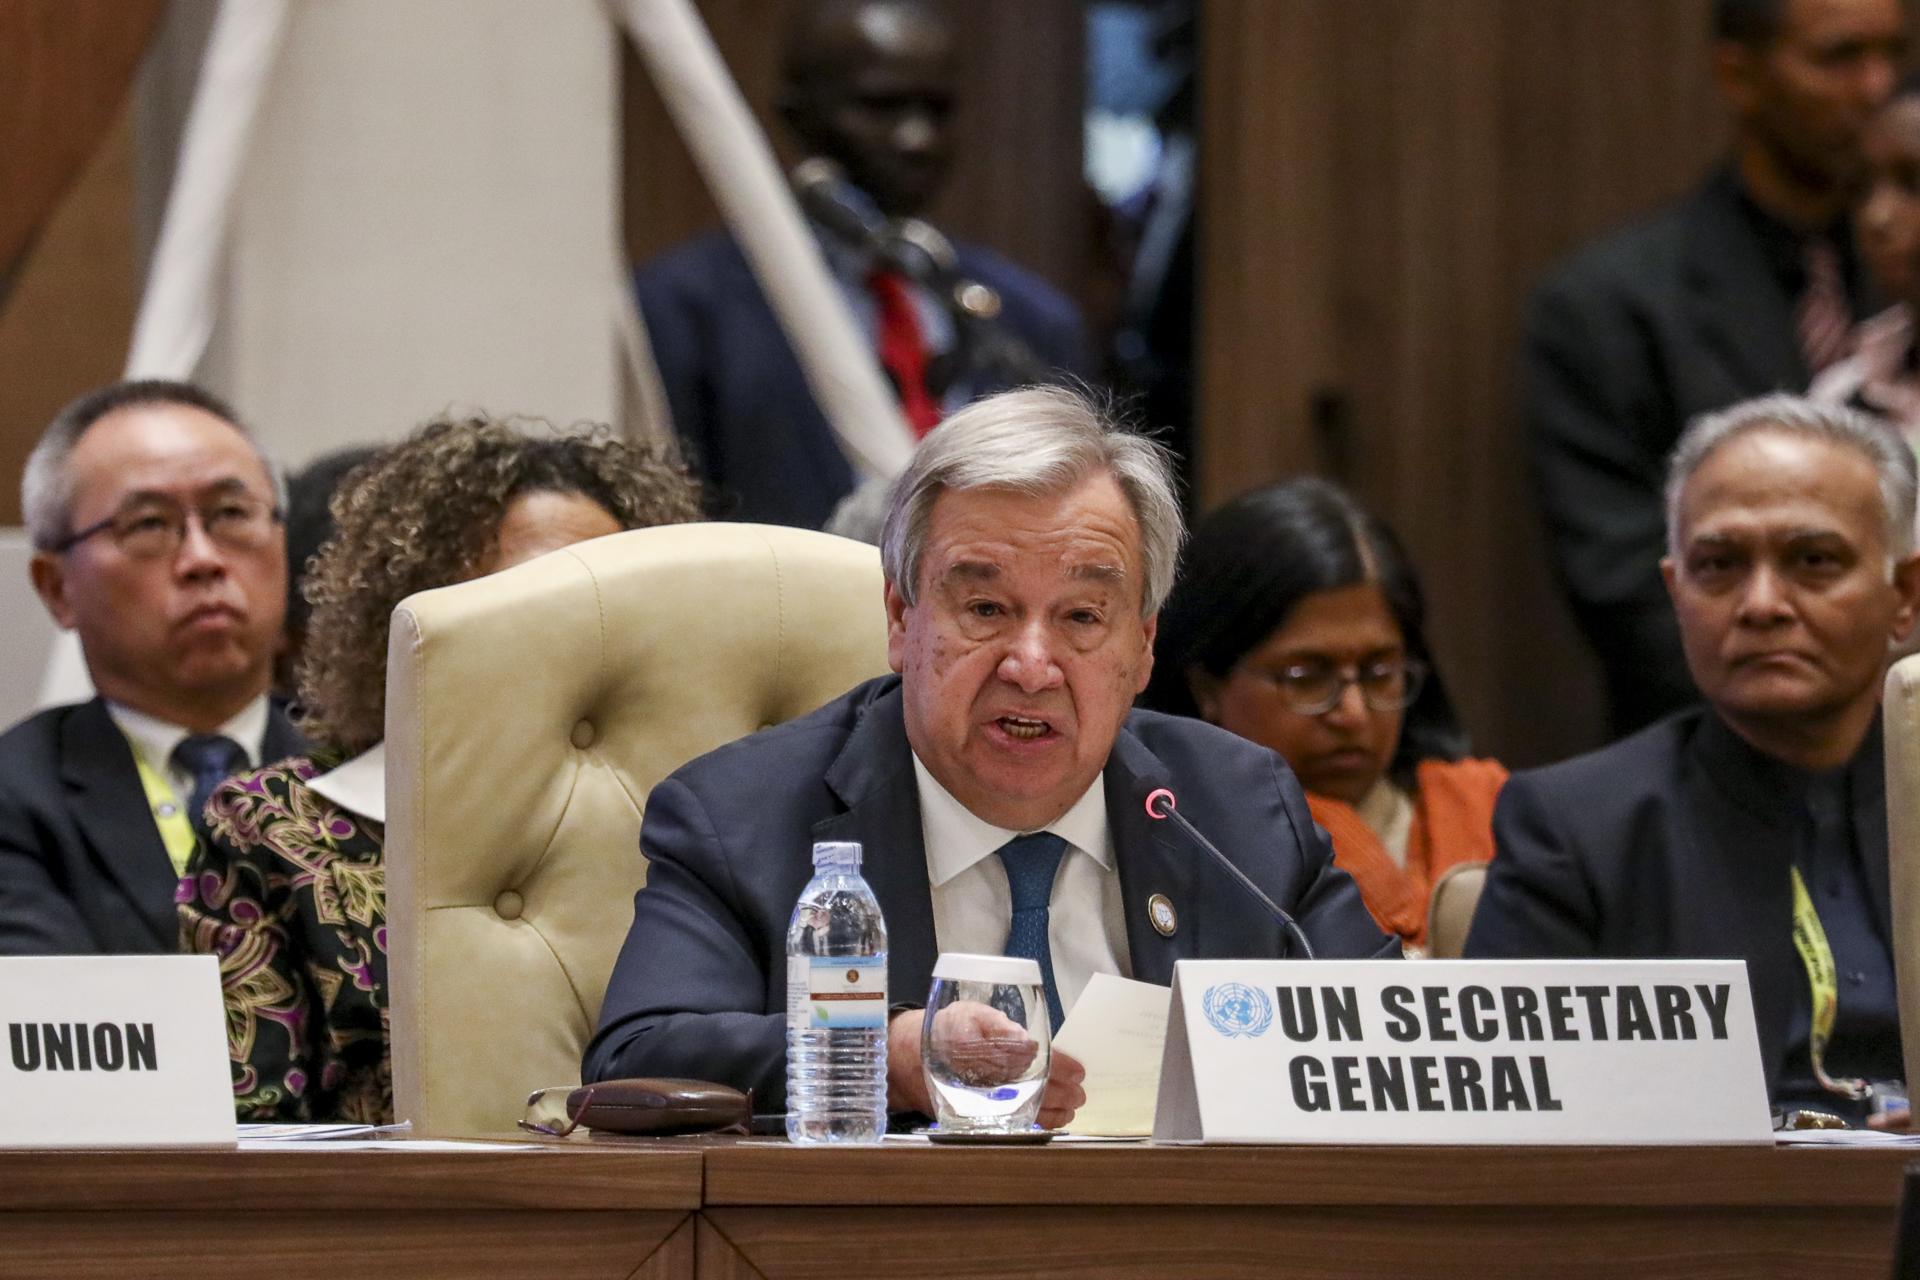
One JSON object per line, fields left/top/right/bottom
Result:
{"left": 0, "top": 1139, "right": 1911, "bottom": 1279}
{"left": 0, "top": 1142, "right": 703, "bottom": 1280}
{"left": 698, "top": 1140, "right": 1917, "bottom": 1279}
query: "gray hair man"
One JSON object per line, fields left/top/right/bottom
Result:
{"left": 585, "top": 385, "right": 1393, "bottom": 1130}
{"left": 2, "top": 379, "right": 306, "bottom": 956}
{"left": 1471, "top": 393, "right": 1920, "bottom": 1125}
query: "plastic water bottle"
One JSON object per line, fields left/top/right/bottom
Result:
{"left": 785, "top": 840, "right": 889, "bottom": 1143}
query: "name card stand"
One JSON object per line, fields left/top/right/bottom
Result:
{"left": 1, "top": 955, "right": 237, "bottom": 1147}
{"left": 1153, "top": 959, "right": 1773, "bottom": 1145}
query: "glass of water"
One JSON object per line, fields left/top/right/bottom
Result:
{"left": 920, "top": 953, "right": 1050, "bottom": 1135}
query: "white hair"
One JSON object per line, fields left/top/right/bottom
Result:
{"left": 1665, "top": 393, "right": 1918, "bottom": 564}
{"left": 878, "top": 385, "right": 1185, "bottom": 616}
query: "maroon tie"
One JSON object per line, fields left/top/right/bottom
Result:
{"left": 867, "top": 269, "right": 942, "bottom": 437}
{"left": 1797, "top": 240, "right": 1853, "bottom": 375}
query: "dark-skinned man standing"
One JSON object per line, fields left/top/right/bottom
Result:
{"left": 636, "top": 0, "right": 1092, "bottom": 530}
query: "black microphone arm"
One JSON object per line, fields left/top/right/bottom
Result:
{"left": 1144, "top": 788, "right": 1317, "bottom": 960}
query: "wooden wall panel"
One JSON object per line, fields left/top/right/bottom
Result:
{"left": 1198, "top": 0, "right": 1734, "bottom": 766}
{"left": 621, "top": 0, "right": 1089, "bottom": 299}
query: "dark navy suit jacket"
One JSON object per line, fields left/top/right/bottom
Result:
{"left": 636, "top": 230, "right": 1093, "bottom": 530}
{"left": 1464, "top": 706, "right": 1896, "bottom": 1100}
{"left": 0, "top": 696, "right": 306, "bottom": 955}
{"left": 584, "top": 676, "right": 1393, "bottom": 1108}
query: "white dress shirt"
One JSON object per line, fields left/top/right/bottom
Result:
{"left": 107, "top": 694, "right": 271, "bottom": 808}
{"left": 910, "top": 753, "right": 1132, "bottom": 1018}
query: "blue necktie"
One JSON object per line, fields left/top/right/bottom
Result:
{"left": 171, "top": 734, "right": 246, "bottom": 850}
{"left": 998, "top": 831, "right": 1067, "bottom": 1033}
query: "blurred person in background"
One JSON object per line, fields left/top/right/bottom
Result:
{"left": 1526, "top": 0, "right": 1904, "bottom": 738}
{"left": 275, "top": 445, "right": 384, "bottom": 703}
{"left": 179, "top": 418, "right": 703, "bottom": 1122}
{"left": 1813, "top": 73, "right": 1920, "bottom": 451}
{"left": 1143, "top": 479, "right": 1505, "bottom": 954}
{"left": 636, "top": 0, "right": 1091, "bottom": 530}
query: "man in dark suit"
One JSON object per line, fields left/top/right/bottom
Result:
{"left": 1470, "top": 394, "right": 1920, "bottom": 1122}
{"left": 635, "top": 0, "right": 1092, "bottom": 531}
{"left": 585, "top": 386, "right": 1392, "bottom": 1125}
{"left": 0, "top": 380, "right": 303, "bottom": 955}
{"left": 1526, "top": 0, "right": 1904, "bottom": 735}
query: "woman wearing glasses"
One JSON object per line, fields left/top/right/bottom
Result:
{"left": 1142, "top": 478, "right": 1504, "bottom": 954}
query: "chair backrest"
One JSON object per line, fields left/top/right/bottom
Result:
{"left": 1426, "top": 862, "right": 1488, "bottom": 960}
{"left": 1884, "top": 653, "right": 1920, "bottom": 1099}
{"left": 385, "top": 523, "right": 891, "bottom": 1135}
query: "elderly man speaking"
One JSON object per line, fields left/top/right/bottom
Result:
{"left": 585, "top": 386, "right": 1391, "bottom": 1128}
{"left": 1470, "top": 394, "right": 1920, "bottom": 1125}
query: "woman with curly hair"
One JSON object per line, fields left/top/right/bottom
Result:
{"left": 178, "top": 416, "right": 703, "bottom": 1122}
{"left": 1141, "top": 478, "right": 1505, "bottom": 955}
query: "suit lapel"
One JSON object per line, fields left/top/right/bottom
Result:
{"left": 812, "top": 683, "right": 941, "bottom": 1007}
{"left": 1104, "top": 728, "right": 1202, "bottom": 986}
{"left": 60, "top": 699, "right": 177, "bottom": 950}
{"left": 1681, "top": 172, "right": 1809, "bottom": 394}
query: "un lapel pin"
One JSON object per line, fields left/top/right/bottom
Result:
{"left": 1148, "top": 893, "right": 1177, "bottom": 937}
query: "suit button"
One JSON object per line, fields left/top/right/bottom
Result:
{"left": 570, "top": 720, "right": 595, "bottom": 749}
{"left": 495, "top": 890, "right": 525, "bottom": 920}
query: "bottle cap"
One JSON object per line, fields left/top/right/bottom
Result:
{"left": 811, "top": 840, "right": 863, "bottom": 869}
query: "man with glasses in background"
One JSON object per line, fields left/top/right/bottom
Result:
{"left": 0, "top": 379, "right": 304, "bottom": 955}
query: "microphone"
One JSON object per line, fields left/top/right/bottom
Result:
{"left": 1144, "top": 787, "right": 1317, "bottom": 960}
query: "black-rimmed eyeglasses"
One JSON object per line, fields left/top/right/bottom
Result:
{"left": 50, "top": 494, "right": 284, "bottom": 560}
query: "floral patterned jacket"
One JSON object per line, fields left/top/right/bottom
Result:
{"left": 177, "top": 754, "right": 391, "bottom": 1123}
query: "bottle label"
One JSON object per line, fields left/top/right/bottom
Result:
{"left": 788, "top": 955, "right": 888, "bottom": 1029}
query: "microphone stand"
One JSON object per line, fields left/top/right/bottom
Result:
{"left": 1144, "top": 788, "right": 1317, "bottom": 959}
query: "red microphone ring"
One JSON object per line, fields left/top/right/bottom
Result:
{"left": 1145, "top": 788, "right": 1175, "bottom": 818}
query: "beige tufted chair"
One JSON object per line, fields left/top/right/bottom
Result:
{"left": 384, "top": 523, "right": 890, "bottom": 1135}
{"left": 1425, "top": 862, "right": 1487, "bottom": 960}
{"left": 1885, "top": 654, "right": 1920, "bottom": 1099}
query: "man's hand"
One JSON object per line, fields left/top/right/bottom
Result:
{"left": 886, "top": 1006, "right": 1088, "bottom": 1129}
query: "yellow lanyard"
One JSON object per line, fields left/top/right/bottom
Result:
{"left": 124, "top": 737, "right": 201, "bottom": 877}
{"left": 1788, "top": 866, "right": 1870, "bottom": 1101}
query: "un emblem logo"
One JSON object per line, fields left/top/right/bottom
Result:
{"left": 1202, "top": 983, "right": 1273, "bottom": 1039}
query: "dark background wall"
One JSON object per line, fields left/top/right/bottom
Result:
{"left": 8, "top": 0, "right": 1905, "bottom": 765}
{"left": 1196, "top": 0, "right": 1732, "bottom": 765}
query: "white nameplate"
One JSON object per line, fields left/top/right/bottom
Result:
{"left": 1153, "top": 959, "right": 1772, "bottom": 1145}
{"left": 1, "top": 955, "right": 237, "bottom": 1147}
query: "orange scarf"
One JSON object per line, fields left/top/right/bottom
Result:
{"left": 1306, "top": 757, "right": 1507, "bottom": 947}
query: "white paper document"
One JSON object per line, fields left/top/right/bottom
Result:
{"left": 1054, "top": 973, "right": 1171, "bottom": 1137}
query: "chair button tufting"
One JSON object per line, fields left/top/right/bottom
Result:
{"left": 494, "top": 890, "right": 525, "bottom": 920}
{"left": 570, "top": 720, "right": 596, "bottom": 749}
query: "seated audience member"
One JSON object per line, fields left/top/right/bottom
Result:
{"left": 1142, "top": 479, "right": 1506, "bottom": 953}
{"left": 0, "top": 380, "right": 301, "bottom": 955}
{"left": 637, "top": 0, "right": 1091, "bottom": 530}
{"left": 1468, "top": 394, "right": 1919, "bottom": 1123}
{"left": 274, "top": 445, "right": 384, "bottom": 702}
{"left": 583, "top": 386, "right": 1394, "bottom": 1129}
{"left": 178, "top": 418, "right": 703, "bottom": 1122}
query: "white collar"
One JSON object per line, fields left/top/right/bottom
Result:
{"left": 306, "top": 742, "right": 387, "bottom": 824}
{"left": 107, "top": 694, "right": 271, "bottom": 777}
{"left": 910, "top": 751, "right": 1112, "bottom": 888}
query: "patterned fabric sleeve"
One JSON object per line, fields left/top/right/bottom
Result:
{"left": 177, "top": 754, "right": 392, "bottom": 1123}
